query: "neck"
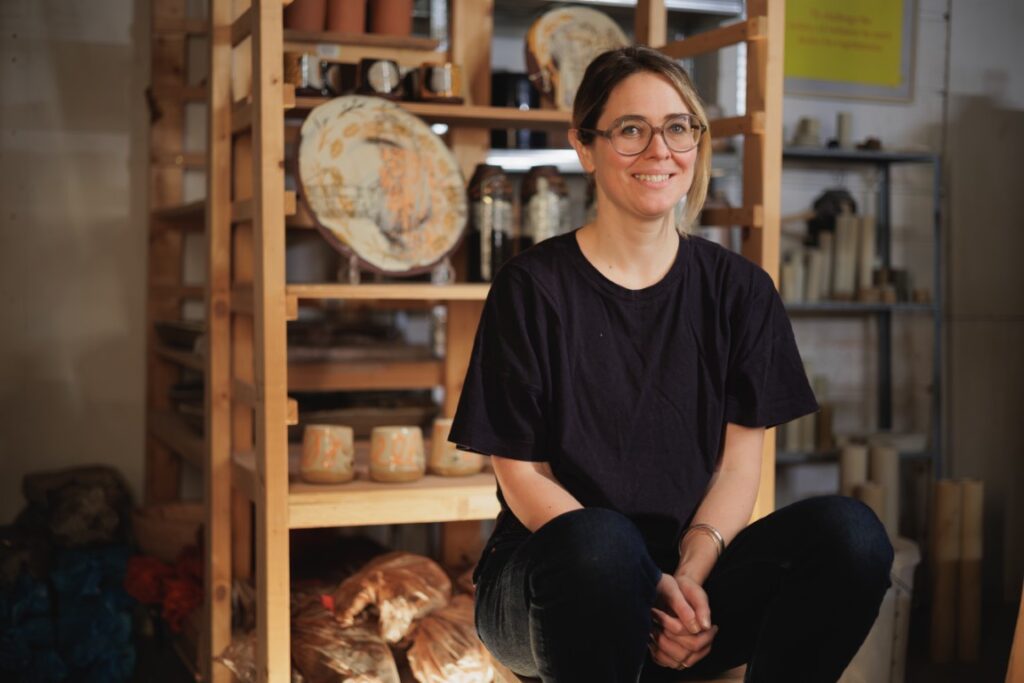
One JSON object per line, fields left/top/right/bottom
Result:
{"left": 577, "top": 212, "right": 680, "bottom": 290}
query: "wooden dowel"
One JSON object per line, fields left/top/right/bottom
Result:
{"left": 854, "top": 481, "right": 885, "bottom": 523}
{"left": 958, "top": 479, "right": 984, "bottom": 661}
{"left": 840, "top": 444, "right": 869, "bottom": 497}
{"left": 931, "top": 479, "right": 963, "bottom": 663}
{"left": 870, "top": 444, "right": 900, "bottom": 536}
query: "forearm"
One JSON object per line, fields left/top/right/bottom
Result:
{"left": 675, "top": 423, "right": 764, "bottom": 584}
{"left": 492, "top": 456, "right": 583, "bottom": 532}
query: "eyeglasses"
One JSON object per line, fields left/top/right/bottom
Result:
{"left": 578, "top": 114, "right": 706, "bottom": 156}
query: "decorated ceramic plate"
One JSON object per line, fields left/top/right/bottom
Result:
{"left": 526, "top": 7, "right": 629, "bottom": 111}
{"left": 297, "top": 95, "right": 467, "bottom": 274}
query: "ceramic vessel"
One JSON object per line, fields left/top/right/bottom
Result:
{"left": 326, "top": 0, "right": 366, "bottom": 34}
{"left": 369, "top": 0, "right": 412, "bottom": 36}
{"left": 300, "top": 424, "right": 355, "bottom": 484}
{"left": 370, "top": 426, "right": 425, "bottom": 482}
{"left": 284, "top": 0, "right": 327, "bottom": 32}
{"left": 429, "top": 418, "right": 483, "bottom": 476}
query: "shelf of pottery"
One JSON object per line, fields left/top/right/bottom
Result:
{"left": 143, "top": 0, "right": 783, "bottom": 680}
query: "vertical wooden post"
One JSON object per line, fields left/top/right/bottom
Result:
{"left": 635, "top": 0, "right": 667, "bottom": 48}
{"left": 146, "top": 0, "right": 189, "bottom": 504}
{"left": 206, "top": 0, "right": 233, "bottom": 679}
{"left": 232, "top": 134, "right": 256, "bottom": 585}
{"left": 441, "top": 0, "right": 493, "bottom": 570}
{"left": 250, "top": 0, "right": 291, "bottom": 679}
{"left": 441, "top": 300, "right": 486, "bottom": 569}
{"left": 744, "top": 0, "right": 784, "bottom": 521}
{"left": 448, "top": 0, "right": 491, "bottom": 179}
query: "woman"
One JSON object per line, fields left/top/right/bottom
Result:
{"left": 450, "top": 46, "right": 893, "bottom": 682}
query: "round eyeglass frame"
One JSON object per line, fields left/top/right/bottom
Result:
{"left": 577, "top": 115, "right": 707, "bottom": 156}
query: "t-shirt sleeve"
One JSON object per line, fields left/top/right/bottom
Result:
{"left": 449, "top": 265, "right": 552, "bottom": 461}
{"left": 724, "top": 268, "right": 819, "bottom": 428}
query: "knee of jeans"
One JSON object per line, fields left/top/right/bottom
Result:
{"left": 534, "top": 508, "right": 655, "bottom": 593}
{"left": 811, "top": 496, "right": 895, "bottom": 585}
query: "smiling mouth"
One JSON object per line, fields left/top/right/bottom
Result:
{"left": 633, "top": 173, "right": 674, "bottom": 183}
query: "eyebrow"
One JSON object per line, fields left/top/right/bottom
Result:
{"left": 610, "top": 113, "right": 693, "bottom": 124}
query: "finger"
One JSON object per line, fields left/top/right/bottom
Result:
{"left": 675, "top": 624, "right": 718, "bottom": 652}
{"left": 679, "top": 580, "right": 712, "bottom": 631}
{"left": 651, "top": 607, "right": 687, "bottom": 637}
{"left": 668, "top": 583, "right": 701, "bottom": 634}
{"left": 685, "top": 642, "right": 713, "bottom": 667}
{"left": 648, "top": 640, "right": 683, "bottom": 669}
{"left": 649, "top": 629, "right": 691, "bottom": 662}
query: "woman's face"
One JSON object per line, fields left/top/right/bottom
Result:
{"left": 571, "top": 71, "right": 698, "bottom": 224}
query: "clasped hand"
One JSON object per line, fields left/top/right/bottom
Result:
{"left": 648, "top": 572, "right": 717, "bottom": 671}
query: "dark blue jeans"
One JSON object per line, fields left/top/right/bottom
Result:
{"left": 473, "top": 496, "right": 894, "bottom": 683}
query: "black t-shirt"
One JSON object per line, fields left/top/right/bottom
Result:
{"left": 450, "top": 230, "right": 818, "bottom": 560}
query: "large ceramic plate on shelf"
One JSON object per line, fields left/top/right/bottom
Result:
{"left": 297, "top": 96, "right": 467, "bottom": 275}
{"left": 526, "top": 7, "right": 629, "bottom": 111}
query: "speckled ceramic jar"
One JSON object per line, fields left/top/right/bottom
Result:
{"left": 369, "top": 426, "right": 426, "bottom": 483}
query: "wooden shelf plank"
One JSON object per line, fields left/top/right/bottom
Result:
{"left": 701, "top": 205, "right": 763, "bottom": 228}
{"left": 156, "top": 345, "right": 205, "bottom": 371}
{"left": 152, "top": 84, "right": 208, "bottom": 102}
{"left": 154, "top": 17, "right": 209, "bottom": 36}
{"left": 282, "top": 29, "right": 440, "bottom": 52}
{"left": 711, "top": 112, "right": 765, "bottom": 138}
{"left": 232, "top": 191, "right": 296, "bottom": 223}
{"left": 230, "top": 6, "right": 251, "bottom": 46}
{"left": 661, "top": 16, "right": 766, "bottom": 60}
{"left": 149, "top": 411, "right": 204, "bottom": 469}
{"left": 286, "top": 283, "right": 489, "bottom": 302}
{"left": 152, "top": 151, "right": 207, "bottom": 169}
{"left": 288, "top": 358, "right": 444, "bottom": 391}
{"left": 152, "top": 198, "right": 205, "bottom": 222}
{"left": 232, "top": 451, "right": 500, "bottom": 529}
{"left": 290, "top": 98, "right": 572, "bottom": 130}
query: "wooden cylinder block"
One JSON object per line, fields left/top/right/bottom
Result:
{"left": 870, "top": 444, "right": 900, "bottom": 536}
{"left": 930, "top": 479, "right": 962, "bottom": 663}
{"left": 840, "top": 444, "right": 869, "bottom": 497}
{"left": 854, "top": 481, "right": 885, "bottom": 524}
{"left": 958, "top": 479, "right": 984, "bottom": 661}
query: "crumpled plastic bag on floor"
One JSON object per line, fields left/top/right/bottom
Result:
{"left": 407, "top": 595, "right": 493, "bottom": 683}
{"left": 332, "top": 552, "right": 451, "bottom": 643}
{"left": 293, "top": 592, "right": 399, "bottom": 683}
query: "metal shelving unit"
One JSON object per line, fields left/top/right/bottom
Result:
{"left": 781, "top": 147, "right": 943, "bottom": 478}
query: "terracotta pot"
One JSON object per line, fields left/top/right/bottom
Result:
{"left": 326, "top": 0, "right": 366, "bottom": 34}
{"left": 369, "top": 0, "right": 412, "bottom": 36}
{"left": 284, "top": 0, "right": 326, "bottom": 32}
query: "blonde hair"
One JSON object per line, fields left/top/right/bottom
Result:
{"left": 572, "top": 46, "right": 711, "bottom": 232}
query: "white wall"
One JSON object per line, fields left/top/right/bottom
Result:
{"left": 0, "top": 0, "right": 151, "bottom": 521}
{"left": 776, "top": 0, "right": 1024, "bottom": 601}
{"left": 944, "top": 0, "right": 1024, "bottom": 601}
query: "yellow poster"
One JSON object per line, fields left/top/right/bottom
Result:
{"left": 785, "top": 0, "right": 905, "bottom": 87}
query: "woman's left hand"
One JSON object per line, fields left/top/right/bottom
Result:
{"left": 649, "top": 573, "right": 717, "bottom": 670}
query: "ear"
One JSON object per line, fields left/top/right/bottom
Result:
{"left": 568, "top": 129, "right": 596, "bottom": 175}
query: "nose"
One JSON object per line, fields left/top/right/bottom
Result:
{"left": 644, "top": 127, "right": 672, "bottom": 158}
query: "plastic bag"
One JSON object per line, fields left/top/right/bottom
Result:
{"left": 333, "top": 552, "right": 451, "bottom": 642}
{"left": 407, "top": 595, "right": 493, "bottom": 683}
{"left": 293, "top": 593, "right": 400, "bottom": 683}
{"left": 215, "top": 631, "right": 258, "bottom": 683}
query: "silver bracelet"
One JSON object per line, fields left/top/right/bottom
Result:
{"left": 680, "top": 523, "right": 725, "bottom": 558}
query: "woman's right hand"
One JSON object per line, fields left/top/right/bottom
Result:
{"left": 648, "top": 572, "right": 717, "bottom": 670}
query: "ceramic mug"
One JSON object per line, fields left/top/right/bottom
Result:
{"left": 300, "top": 424, "right": 355, "bottom": 484}
{"left": 369, "top": 426, "right": 425, "bottom": 483}
{"left": 429, "top": 418, "right": 483, "bottom": 476}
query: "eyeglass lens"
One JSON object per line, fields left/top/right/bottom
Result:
{"left": 610, "top": 116, "right": 700, "bottom": 154}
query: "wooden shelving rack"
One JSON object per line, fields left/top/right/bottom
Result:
{"left": 144, "top": 1, "right": 784, "bottom": 680}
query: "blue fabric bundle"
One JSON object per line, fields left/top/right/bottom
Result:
{"left": 1, "top": 545, "right": 136, "bottom": 682}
